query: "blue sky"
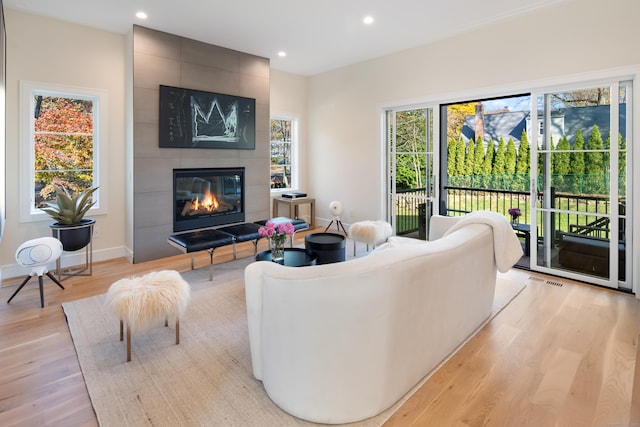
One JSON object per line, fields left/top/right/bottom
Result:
{"left": 482, "top": 95, "right": 530, "bottom": 112}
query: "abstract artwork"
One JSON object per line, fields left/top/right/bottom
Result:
{"left": 159, "top": 85, "right": 255, "bottom": 149}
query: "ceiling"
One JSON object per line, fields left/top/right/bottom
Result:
{"left": 5, "top": 0, "right": 570, "bottom": 76}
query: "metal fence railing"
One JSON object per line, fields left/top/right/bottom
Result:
{"left": 394, "top": 185, "right": 620, "bottom": 242}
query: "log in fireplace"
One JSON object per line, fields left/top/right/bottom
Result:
{"left": 173, "top": 167, "right": 245, "bottom": 232}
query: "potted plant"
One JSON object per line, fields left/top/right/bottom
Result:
{"left": 508, "top": 207, "right": 522, "bottom": 226}
{"left": 42, "top": 186, "right": 98, "bottom": 251}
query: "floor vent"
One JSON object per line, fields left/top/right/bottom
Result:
{"left": 527, "top": 276, "right": 565, "bottom": 287}
{"left": 545, "top": 280, "right": 564, "bottom": 287}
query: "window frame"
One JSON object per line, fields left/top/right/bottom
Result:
{"left": 19, "top": 80, "right": 108, "bottom": 223}
{"left": 269, "top": 115, "right": 299, "bottom": 193}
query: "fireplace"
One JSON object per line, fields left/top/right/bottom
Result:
{"left": 173, "top": 167, "right": 245, "bottom": 232}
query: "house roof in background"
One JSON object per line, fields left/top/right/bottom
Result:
{"left": 4, "top": 0, "right": 572, "bottom": 76}
{"left": 462, "top": 111, "right": 529, "bottom": 144}
{"left": 462, "top": 104, "right": 627, "bottom": 146}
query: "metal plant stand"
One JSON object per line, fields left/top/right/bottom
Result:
{"left": 50, "top": 220, "right": 94, "bottom": 281}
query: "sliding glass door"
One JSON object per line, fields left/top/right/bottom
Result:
{"left": 386, "top": 107, "right": 436, "bottom": 239}
{"left": 530, "top": 81, "right": 632, "bottom": 290}
{"left": 384, "top": 74, "right": 634, "bottom": 291}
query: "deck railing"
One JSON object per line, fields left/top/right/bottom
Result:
{"left": 394, "top": 185, "right": 620, "bottom": 241}
{"left": 395, "top": 188, "right": 427, "bottom": 237}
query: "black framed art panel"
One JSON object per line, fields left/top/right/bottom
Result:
{"left": 159, "top": 85, "right": 256, "bottom": 150}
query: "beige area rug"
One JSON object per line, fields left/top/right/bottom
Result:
{"left": 62, "top": 254, "right": 526, "bottom": 427}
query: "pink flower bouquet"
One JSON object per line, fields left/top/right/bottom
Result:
{"left": 258, "top": 220, "right": 295, "bottom": 246}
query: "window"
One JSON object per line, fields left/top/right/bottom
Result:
{"left": 20, "top": 81, "right": 107, "bottom": 222}
{"left": 269, "top": 116, "right": 298, "bottom": 191}
{"left": 436, "top": 80, "right": 632, "bottom": 290}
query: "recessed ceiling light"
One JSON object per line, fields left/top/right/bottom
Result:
{"left": 136, "top": 11, "right": 148, "bottom": 20}
{"left": 363, "top": 16, "right": 374, "bottom": 25}
{"left": 277, "top": 51, "right": 287, "bottom": 57}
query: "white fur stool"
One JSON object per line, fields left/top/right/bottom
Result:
{"left": 349, "top": 220, "right": 393, "bottom": 256}
{"left": 106, "top": 270, "right": 191, "bottom": 362}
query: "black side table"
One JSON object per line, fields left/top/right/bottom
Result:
{"left": 255, "top": 248, "right": 317, "bottom": 267}
{"left": 512, "top": 223, "right": 531, "bottom": 256}
{"left": 305, "top": 232, "right": 346, "bottom": 264}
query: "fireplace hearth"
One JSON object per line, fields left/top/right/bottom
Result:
{"left": 173, "top": 167, "right": 245, "bottom": 232}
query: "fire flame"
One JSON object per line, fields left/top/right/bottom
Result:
{"left": 193, "top": 189, "right": 219, "bottom": 212}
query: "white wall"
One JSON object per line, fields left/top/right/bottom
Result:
{"left": 1, "top": 9, "right": 127, "bottom": 275}
{"left": 306, "top": 0, "right": 640, "bottom": 227}
{"left": 269, "top": 70, "right": 309, "bottom": 216}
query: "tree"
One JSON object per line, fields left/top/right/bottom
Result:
{"left": 270, "top": 119, "right": 292, "bottom": 188}
{"left": 618, "top": 133, "right": 627, "bottom": 196}
{"left": 394, "top": 110, "right": 427, "bottom": 189}
{"left": 465, "top": 138, "right": 476, "bottom": 176}
{"left": 505, "top": 138, "right": 517, "bottom": 174}
{"left": 447, "top": 139, "right": 457, "bottom": 177}
{"left": 553, "top": 136, "right": 571, "bottom": 192}
{"left": 455, "top": 138, "right": 466, "bottom": 176}
{"left": 570, "top": 129, "right": 585, "bottom": 173}
{"left": 585, "top": 125, "right": 604, "bottom": 174}
{"left": 551, "top": 88, "right": 610, "bottom": 107}
{"left": 483, "top": 139, "right": 494, "bottom": 175}
{"left": 34, "top": 96, "right": 94, "bottom": 205}
{"left": 516, "top": 130, "right": 530, "bottom": 174}
{"left": 570, "top": 129, "right": 586, "bottom": 193}
{"left": 493, "top": 137, "right": 506, "bottom": 175}
{"left": 446, "top": 102, "right": 478, "bottom": 142}
{"left": 585, "top": 124, "right": 605, "bottom": 194}
{"left": 554, "top": 136, "right": 571, "bottom": 175}
{"left": 473, "top": 137, "right": 485, "bottom": 175}
{"left": 618, "top": 133, "right": 626, "bottom": 176}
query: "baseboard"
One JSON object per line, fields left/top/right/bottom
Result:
{"left": 1, "top": 245, "right": 130, "bottom": 285}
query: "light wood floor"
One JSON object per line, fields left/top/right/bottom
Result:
{"left": 1, "top": 230, "right": 639, "bottom": 427}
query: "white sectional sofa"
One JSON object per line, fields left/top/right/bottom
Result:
{"left": 244, "top": 211, "right": 522, "bottom": 424}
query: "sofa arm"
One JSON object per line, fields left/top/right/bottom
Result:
{"left": 244, "top": 262, "right": 265, "bottom": 380}
{"left": 429, "top": 215, "right": 462, "bottom": 240}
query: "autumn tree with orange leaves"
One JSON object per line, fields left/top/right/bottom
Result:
{"left": 33, "top": 96, "right": 94, "bottom": 207}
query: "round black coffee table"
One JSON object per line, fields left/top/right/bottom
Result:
{"left": 255, "top": 248, "right": 317, "bottom": 266}
{"left": 304, "top": 232, "right": 346, "bottom": 264}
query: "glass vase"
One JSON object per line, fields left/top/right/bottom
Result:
{"left": 511, "top": 216, "right": 519, "bottom": 226}
{"left": 271, "top": 240, "right": 285, "bottom": 264}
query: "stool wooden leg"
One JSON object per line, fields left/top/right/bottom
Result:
{"left": 119, "top": 320, "right": 124, "bottom": 341}
{"left": 126, "top": 325, "right": 131, "bottom": 362}
{"left": 176, "top": 318, "right": 180, "bottom": 345}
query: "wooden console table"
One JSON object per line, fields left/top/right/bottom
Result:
{"left": 273, "top": 197, "right": 315, "bottom": 229}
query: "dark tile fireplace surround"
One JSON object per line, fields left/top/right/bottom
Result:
{"left": 132, "top": 25, "right": 270, "bottom": 263}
